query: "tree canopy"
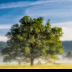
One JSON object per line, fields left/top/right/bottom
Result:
{"left": 1, "top": 15, "right": 64, "bottom": 65}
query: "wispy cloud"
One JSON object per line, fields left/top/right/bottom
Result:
{"left": 25, "top": 3, "right": 72, "bottom": 18}
{"left": 51, "top": 21, "right": 72, "bottom": 28}
{"left": 26, "top": 9, "right": 72, "bottom": 18}
{"left": 0, "top": 24, "right": 13, "bottom": 29}
{"left": 0, "top": 1, "right": 53, "bottom": 9}
{"left": 0, "top": 0, "right": 72, "bottom": 9}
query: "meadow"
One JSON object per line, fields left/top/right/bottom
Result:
{"left": 0, "top": 63, "right": 72, "bottom": 69}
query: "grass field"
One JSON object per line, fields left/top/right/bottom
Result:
{"left": 0, "top": 63, "right": 72, "bottom": 69}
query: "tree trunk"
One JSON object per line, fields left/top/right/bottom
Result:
{"left": 31, "top": 57, "right": 34, "bottom": 66}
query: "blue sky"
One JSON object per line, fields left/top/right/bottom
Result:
{"left": 0, "top": 0, "right": 72, "bottom": 41}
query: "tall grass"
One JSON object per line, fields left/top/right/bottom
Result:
{"left": 0, "top": 63, "right": 72, "bottom": 69}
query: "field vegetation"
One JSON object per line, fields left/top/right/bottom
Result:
{"left": 0, "top": 63, "right": 72, "bottom": 69}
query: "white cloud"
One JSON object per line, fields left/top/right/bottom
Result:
{"left": 0, "top": 0, "right": 72, "bottom": 9}
{"left": 51, "top": 21, "right": 72, "bottom": 41}
{"left": 0, "top": 24, "right": 13, "bottom": 29}
{"left": 0, "top": 36, "right": 8, "bottom": 42}
{"left": 0, "top": 1, "right": 55, "bottom": 9}
{"left": 51, "top": 21, "right": 72, "bottom": 28}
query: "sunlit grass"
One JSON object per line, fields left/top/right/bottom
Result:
{"left": 0, "top": 63, "right": 72, "bottom": 69}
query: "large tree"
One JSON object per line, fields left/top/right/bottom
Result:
{"left": 1, "top": 16, "right": 64, "bottom": 66}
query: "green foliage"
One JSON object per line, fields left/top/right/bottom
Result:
{"left": 3, "top": 56, "right": 11, "bottom": 62}
{"left": 66, "top": 51, "right": 72, "bottom": 58}
{"left": 0, "top": 41, "right": 8, "bottom": 51}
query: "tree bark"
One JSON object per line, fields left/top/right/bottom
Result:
{"left": 31, "top": 57, "right": 34, "bottom": 66}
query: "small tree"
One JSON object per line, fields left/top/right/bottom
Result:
{"left": 66, "top": 51, "right": 72, "bottom": 58}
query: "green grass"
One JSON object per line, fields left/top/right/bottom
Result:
{"left": 0, "top": 63, "right": 72, "bottom": 69}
